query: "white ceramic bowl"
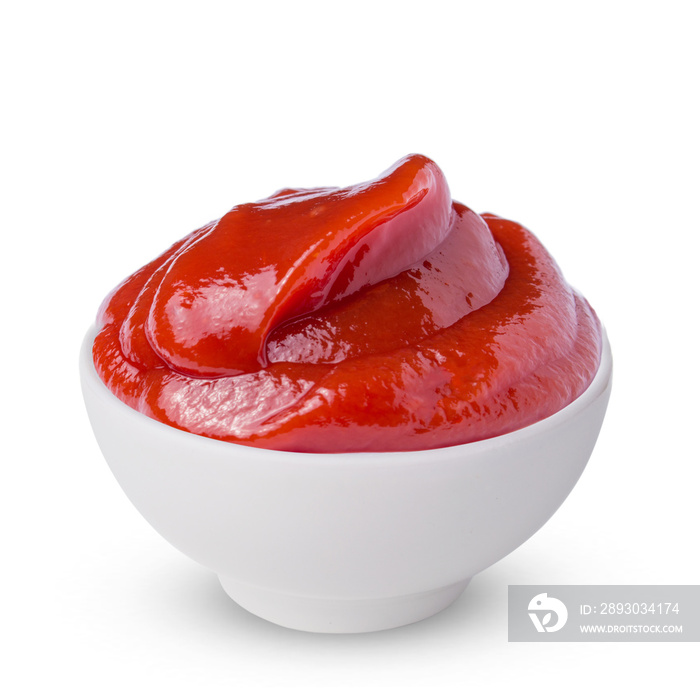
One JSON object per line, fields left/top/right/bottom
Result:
{"left": 80, "top": 326, "right": 612, "bottom": 633}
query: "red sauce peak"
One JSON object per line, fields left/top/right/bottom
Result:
{"left": 148, "top": 154, "right": 452, "bottom": 376}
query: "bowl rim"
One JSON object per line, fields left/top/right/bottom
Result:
{"left": 80, "top": 324, "right": 612, "bottom": 465}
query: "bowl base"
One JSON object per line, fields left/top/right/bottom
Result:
{"left": 218, "top": 576, "right": 472, "bottom": 633}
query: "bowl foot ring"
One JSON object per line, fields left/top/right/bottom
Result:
{"left": 218, "top": 575, "right": 472, "bottom": 633}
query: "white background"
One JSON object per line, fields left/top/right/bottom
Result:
{"left": 2, "top": 1, "right": 698, "bottom": 697}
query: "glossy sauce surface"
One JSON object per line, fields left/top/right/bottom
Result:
{"left": 93, "top": 155, "right": 602, "bottom": 452}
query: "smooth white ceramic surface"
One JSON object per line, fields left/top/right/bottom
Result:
{"left": 80, "top": 326, "right": 612, "bottom": 633}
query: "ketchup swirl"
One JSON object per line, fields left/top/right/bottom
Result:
{"left": 93, "top": 154, "right": 602, "bottom": 452}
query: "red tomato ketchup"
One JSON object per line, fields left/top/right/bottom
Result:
{"left": 93, "top": 155, "right": 602, "bottom": 452}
